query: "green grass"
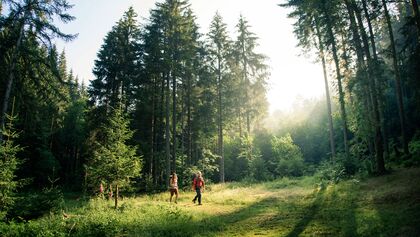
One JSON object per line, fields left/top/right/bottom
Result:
{"left": 1, "top": 168, "right": 420, "bottom": 237}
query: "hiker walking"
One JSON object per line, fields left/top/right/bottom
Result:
{"left": 192, "top": 171, "right": 205, "bottom": 205}
{"left": 169, "top": 171, "right": 179, "bottom": 203}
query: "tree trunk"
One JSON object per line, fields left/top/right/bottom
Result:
{"left": 172, "top": 70, "right": 177, "bottom": 172}
{"left": 242, "top": 41, "right": 250, "bottom": 135}
{"left": 352, "top": 0, "right": 386, "bottom": 174}
{"left": 150, "top": 76, "right": 156, "bottom": 178}
{"left": 239, "top": 109, "right": 243, "bottom": 137}
{"left": 315, "top": 20, "right": 336, "bottom": 161}
{"left": 75, "top": 147, "right": 80, "bottom": 178}
{"left": 411, "top": 0, "right": 420, "bottom": 37}
{"left": 217, "top": 56, "right": 225, "bottom": 183}
{"left": 382, "top": 0, "right": 409, "bottom": 155}
{"left": 361, "top": 0, "right": 378, "bottom": 60}
{"left": 187, "top": 73, "right": 192, "bottom": 166}
{"left": 165, "top": 73, "right": 171, "bottom": 187}
{"left": 0, "top": 17, "right": 25, "bottom": 143}
{"left": 362, "top": 0, "right": 390, "bottom": 159}
{"left": 156, "top": 73, "right": 165, "bottom": 185}
{"left": 114, "top": 184, "right": 119, "bottom": 209}
{"left": 323, "top": 1, "right": 350, "bottom": 158}
{"left": 245, "top": 80, "right": 250, "bottom": 136}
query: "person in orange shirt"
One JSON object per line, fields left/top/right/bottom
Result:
{"left": 192, "top": 171, "right": 205, "bottom": 205}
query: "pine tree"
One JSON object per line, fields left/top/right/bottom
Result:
{"left": 0, "top": 101, "right": 22, "bottom": 219}
{"left": 207, "top": 12, "right": 231, "bottom": 183}
{"left": 0, "top": 0, "right": 76, "bottom": 143}
{"left": 89, "top": 7, "right": 140, "bottom": 111}
{"left": 233, "top": 15, "right": 268, "bottom": 136}
{"left": 89, "top": 105, "right": 141, "bottom": 208}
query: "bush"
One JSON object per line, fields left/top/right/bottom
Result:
{"left": 407, "top": 139, "right": 420, "bottom": 166}
{"left": 271, "top": 134, "right": 305, "bottom": 177}
{"left": 314, "top": 161, "right": 346, "bottom": 184}
{"left": 276, "top": 158, "right": 305, "bottom": 177}
{"left": 250, "top": 151, "right": 272, "bottom": 181}
{"left": 8, "top": 187, "right": 64, "bottom": 221}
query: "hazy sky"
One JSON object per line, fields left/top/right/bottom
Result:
{"left": 55, "top": 0, "right": 326, "bottom": 113}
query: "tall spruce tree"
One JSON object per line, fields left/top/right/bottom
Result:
{"left": 207, "top": 12, "right": 231, "bottom": 183}
{"left": 89, "top": 7, "right": 140, "bottom": 111}
{"left": 234, "top": 15, "right": 268, "bottom": 136}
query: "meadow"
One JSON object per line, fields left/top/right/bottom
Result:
{"left": 1, "top": 167, "right": 420, "bottom": 237}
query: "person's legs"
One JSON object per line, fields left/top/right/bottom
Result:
{"left": 174, "top": 189, "right": 178, "bottom": 203}
{"left": 193, "top": 189, "right": 199, "bottom": 203}
{"left": 170, "top": 189, "right": 174, "bottom": 202}
{"left": 196, "top": 188, "right": 202, "bottom": 205}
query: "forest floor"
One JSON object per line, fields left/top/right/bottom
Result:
{"left": 2, "top": 167, "right": 420, "bottom": 236}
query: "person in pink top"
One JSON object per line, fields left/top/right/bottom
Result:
{"left": 169, "top": 171, "right": 179, "bottom": 203}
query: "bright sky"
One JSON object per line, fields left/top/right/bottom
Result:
{"left": 55, "top": 0, "right": 325, "bottom": 113}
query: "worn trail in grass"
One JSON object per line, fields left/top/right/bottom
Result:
{"left": 2, "top": 168, "right": 420, "bottom": 236}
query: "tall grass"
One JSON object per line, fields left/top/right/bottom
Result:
{"left": 1, "top": 168, "right": 419, "bottom": 236}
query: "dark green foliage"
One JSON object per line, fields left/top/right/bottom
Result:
{"left": 8, "top": 187, "right": 64, "bottom": 221}
{"left": 0, "top": 0, "right": 77, "bottom": 144}
{"left": 315, "top": 160, "right": 348, "bottom": 185}
{"left": 281, "top": 0, "right": 420, "bottom": 175}
{"left": 0, "top": 113, "right": 22, "bottom": 220}
{"left": 224, "top": 137, "right": 248, "bottom": 181}
{"left": 405, "top": 134, "right": 420, "bottom": 167}
{"left": 250, "top": 151, "right": 272, "bottom": 181}
{"left": 89, "top": 7, "right": 140, "bottom": 110}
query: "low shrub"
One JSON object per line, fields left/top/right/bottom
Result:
{"left": 8, "top": 187, "right": 64, "bottom": 221}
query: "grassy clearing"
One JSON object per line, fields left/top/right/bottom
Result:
{"left": 1, "top": 168, "right": 420, "bottom": 236}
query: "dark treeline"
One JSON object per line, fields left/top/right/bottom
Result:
{"left": 0, "top": 0, "right": 420, "bottom": 215}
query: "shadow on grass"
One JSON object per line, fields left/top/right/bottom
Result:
{"left": 125, "top": 187, "right": 328, "bottom": 237}
{"left": 141, "top": 196, "right": 281, "bottom": 237}
{"left": 264, "top": 184, "right": 358, "bottom": 237}
{"left": 75, "top": 169, "right": 420, "bottom": 237}
{"left": 284, "top": 186, "right": 325, "bottom": 237}
{"left": 369, "top": 168, "right": 420, "bottom": 237}
{"left": 327, "top": 185, "right": 358, "bottom": 237}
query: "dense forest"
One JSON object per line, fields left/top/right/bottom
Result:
{"left": 1, "top": 0, "right": 420, "bottom": 231}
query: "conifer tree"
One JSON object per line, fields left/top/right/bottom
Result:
{"left": 89, "top": 105, "right": 141, "bottom": 208}
{"left": 207, "top": 12, "right": 231, "bottom": 182}
{"left": 0, "top": 0, "right": 76, "bottom": 143}
{"left": 0, "top": 101, "right": 22, "bottom": 219}
{"left": 233, "top": 15, "right": 268, "bottom": 136}
{"left": 89, "top": 7, "right": 140, "bottom": 111}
